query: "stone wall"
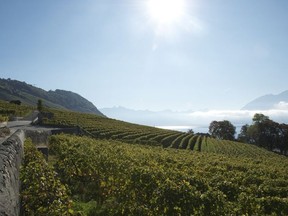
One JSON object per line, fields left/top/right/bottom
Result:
{"left": 0, "top": 126, "right": 85, "bottom": 216}
{"left": 0, "top": 130, "right": 24, "bottom": 216}
{"left": 0, "top": 122, "right": 7, "bottom": 128}
{"left": 25, "top": 130, "right": 51, "bottom": 146}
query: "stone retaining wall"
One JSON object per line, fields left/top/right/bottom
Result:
{"left": 0, "top": 122, "right": 7, "bottom": 128}
{"left": 25, "top": 130, "right": 51, "bottom": 146}
{"left": 0, "top": 130, "right": 25, "bottom": 216}
{"left": 0, "top": 126, "right": 84, "bottom": 216}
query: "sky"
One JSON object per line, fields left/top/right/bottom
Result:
{"left": 1, "top": 0, "right": 288, "bottom": 111}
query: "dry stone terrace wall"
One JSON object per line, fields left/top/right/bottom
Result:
{"left": 0, "top": 130, "right": 24, "bottom": 216}
{"left": 0, "top": 126, "right": 83, "bottom": 216}
{"left": 25, "top": 130, "right": 51, "bottom": 146}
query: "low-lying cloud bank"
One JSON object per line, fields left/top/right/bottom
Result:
{"left": 101, "top": 103, "right": 288, "bottom": 133}
{"left": 155, "top": 109, "right": 288, "bottom": 133}
{"left": 187, "top": 109, "right": 288, "bottom": 126}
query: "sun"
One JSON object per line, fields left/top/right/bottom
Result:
{"left": 146, "top": 0, "right": 186, "bottom": 25}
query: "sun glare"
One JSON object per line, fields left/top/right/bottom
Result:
{"left": 147, "top": 0, "right": 186, "bottom": 25}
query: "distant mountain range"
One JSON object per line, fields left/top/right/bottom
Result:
{"left": 101, "top": 90, "right": 288, "bottom": 132}
{"left": 1, "top": 77, "right": 286, "bottom": 128}
{"left": 100, "top": 106, "right": 185, "bottom": 126}
{"left": 100, "top": 106, "right": 198, "bottom": 131}
{"left": 242, "top": 90, "right": 288, "bottom": 110}
{"left": 0, "top": 78, "right": 104, "bottom": 116}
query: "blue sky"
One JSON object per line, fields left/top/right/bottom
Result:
{"left": 1, "top": 0, "right": 288, "bottom": 111}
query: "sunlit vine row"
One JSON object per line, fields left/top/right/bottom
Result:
{"left": 49, "top": 134, "right": 288, "bottom": 215}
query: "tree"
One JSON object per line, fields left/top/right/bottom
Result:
{"left": 238, "top": 113, "right": 288, "bottom": 155}
{"left": 9, "top": 100, "right": 21, "bottom": 105}
{"left": 187, "top": 129, "right": 194, "bottom": 135}
{"left": 209, "top": 120, "right": 236, "bottom": 141}
{"left": 252, "top": 113, "right": 269, "bottom": 123}
{"left": 278, "top": 124, "right": 288, "bottom": 155}
{"left": 37, "top": 99, "right": 43, "bottom": 112}
{"left": 248, "top": 113, "right": 277, "bottom": 150}
{"left": 238, "top": 124, "right": 249, "bottom": 143}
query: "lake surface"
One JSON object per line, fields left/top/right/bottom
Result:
{"left": 156, "top": 125, "right": 242, "bottom": 134}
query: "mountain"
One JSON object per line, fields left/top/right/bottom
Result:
{"left": 242, "top": 90, "right": 288, "bottom": 110}
{"left": 0, "top": 78, "right": 104, "bottom": 116}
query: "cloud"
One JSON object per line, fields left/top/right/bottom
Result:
{"left": 187, "top": 109, "right": 288, "bottom": 126}
{"left": 273, "top": 101, "right": 288, "bottom": 110}
{"left": 102, "top": 107, "right": 288, "bottom": 133}
{"left": 157, "top": 109, "right": 288, "bottom": 132}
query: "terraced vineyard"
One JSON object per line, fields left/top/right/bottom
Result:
{"left": 41, "top": 108, "right": 283, "bottom": 158}
{"left": 41, "top": 108, "right": 186, "bottom": 146}
{"left": 46, "top": 134, "right": 288, "bottom": 215}
{"left": 40, "top": 108, "right": 213, "bottom": 150}
{"left": 0, "top": 100, "right": 34, "bottom": 119}
{"left": 15, "top": 107, "right": 288, "bottom": 215}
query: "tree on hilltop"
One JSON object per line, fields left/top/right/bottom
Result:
{"left": 187, "top": 129, "right": 194, "bottom": 134}
{"left": 238, "top": 113, "right": 288, "bottom": 155}
{"left": 209, "top": 120, "right": 236, "bottom": 141}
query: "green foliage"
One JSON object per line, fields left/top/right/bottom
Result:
{"left": 0, "top": 99, "right": 33, "bottom": 117}
{"left": 253, "top": 113, "right": 270, "bottom": 123}
{"left": 41, "top": 107, "right": 185, "bottom": 148}
{"left": 20, "top": 139, "right": 73, "bottom": 215}
{"left": 0, "top": 115, "right": 8, "bottom": 122}
{"left": 37, "top": 99, "right": 43, "bottom": 112}
{"left": 187, "top": 135, "right": 198, "bottom": 150}
{"left": 187, "top": 128, "right": 195, "bottom": 134}
{"left": 49, "top": 134, "right": 288, "bottom": 215}
{"left": 239, "top": 113, "right": 288, "bottom": 155}
{"left": 209, "top": 120, "right": 236, "bottom": 141}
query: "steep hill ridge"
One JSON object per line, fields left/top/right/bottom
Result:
{"left": 0, "top": 78, "right": 104, "bottom": 116}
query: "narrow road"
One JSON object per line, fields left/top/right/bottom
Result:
{"left": 0, "top": 121, "right": 32, "bottom": 144}
{"left": 0, "top": 111, "right": 60, "bottom": 144}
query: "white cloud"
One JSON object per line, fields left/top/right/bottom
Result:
{"left": 161, "top": 109, "right": 288, "bottom": 132}
{"left": 273, "top": 101, "right": 288, "bottom": 110}
{"left": 102, "top": 107, "right": 288, "bottom": 133}
{"left": 187, "top": 109, "right": 288, "bottom": 126}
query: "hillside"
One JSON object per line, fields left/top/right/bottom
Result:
{"left": 1, "top": 103, "right": 285, "bottom": 214}
{"left": 44, "top": 134, "right": 287, "bottom": 215}
{"left": 242, "top": 90, "right": 288, "bottom": 110}
{"left": 40, "top": 107, "right": 286, "bottom": 157}
{"left": 0, "top": 78, "right": 104, "bottom": 116}
{"left": 23, "top": 107, "right": 288, "bottom": 215}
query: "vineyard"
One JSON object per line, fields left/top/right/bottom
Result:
{"left": 41, "top": 108, "right": 285, "bottom": 157}
{"left": 0, "top": 100, "right": 34, "bottom": 119}
{"left": 0, "top": 103, "right": 284, "bottom": 214}
{"left": 45, "top": 134, "right": 288, "bottom": 215}
{"left": 30, "top": 108, "right": 288, "bottom": 215}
